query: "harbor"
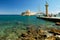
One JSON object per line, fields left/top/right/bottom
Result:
{"left": 37, "top": 2, "right": 60, "bottom": 25}
{"left": 0, "top": 0, "right": 60, "bottom": 40}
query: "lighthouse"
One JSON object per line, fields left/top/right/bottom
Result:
{"left": 45, "top": 1, "right": 48, "bottom": 17}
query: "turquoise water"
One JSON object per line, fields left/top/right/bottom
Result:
{"left": 0, "top": 15, "right": 58, "bottom": 28}
{"left": 0, "top": 15, "right": 58, "bottom": 30}
{"left": 0, "top": 15, "right": 60, "bottom": 32}
{"left": 0, "top": 15, "right": 54, "bottom": 25}
{"left": 0, "top": 15, "right": 60, "bottom": 40}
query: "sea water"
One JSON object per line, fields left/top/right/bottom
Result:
{"left": 0, "top": 15, "right": 59, "bottom": 29}
{"left": 0, "top": 15, "right": 60, "bottom": 38}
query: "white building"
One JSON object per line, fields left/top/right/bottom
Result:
{"left": 21, "top": 10, "right": 36, "bottom": 16}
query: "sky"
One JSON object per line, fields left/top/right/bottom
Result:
{"left": 0, "top": 0, "right": 60, "bottom": 15}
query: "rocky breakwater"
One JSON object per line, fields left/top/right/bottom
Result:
{"left": 18, "top": 26, "right": 60, "bottom": 40}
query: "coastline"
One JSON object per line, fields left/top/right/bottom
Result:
{"left": 0, "top": 24, "right": 60, "bottom": 40}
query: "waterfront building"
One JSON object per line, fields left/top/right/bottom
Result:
{"left": 21, "top": 10, "right": 36, "bottom": 16}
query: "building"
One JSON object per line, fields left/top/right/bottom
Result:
{"left": 21, "top": 10, "right": 36, "bottom": 16}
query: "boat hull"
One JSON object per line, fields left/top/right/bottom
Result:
{"left": 37, "top": 17, "right": 60, "bottom": 22}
